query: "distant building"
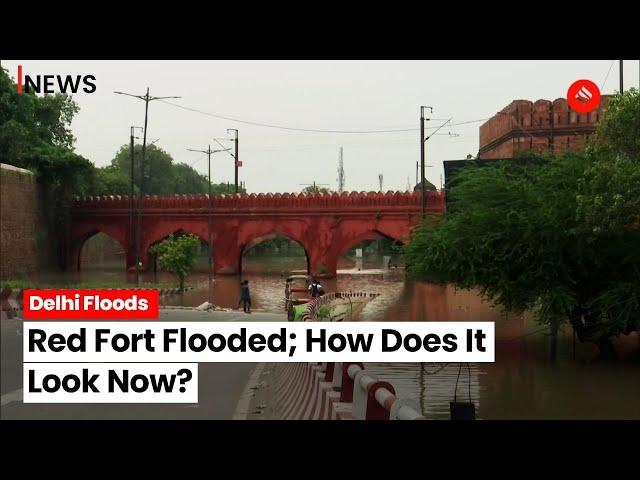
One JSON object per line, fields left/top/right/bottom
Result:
{"left": 478, "top": 96, "right": 610, "bottom": 159}
{"left": 443, "top": 157, "right": 532, "bottom": 190}
{"left": 413, "top": 178, "right": 437, "bottom": 193}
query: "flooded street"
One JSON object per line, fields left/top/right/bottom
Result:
{"left": 37, "top": 259, "right": 640, "bottom": 420}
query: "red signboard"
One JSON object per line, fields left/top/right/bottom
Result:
{"left": 22, "top": 289, "right": 160, "bottom": 320}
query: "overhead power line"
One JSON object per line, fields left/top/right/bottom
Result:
{"left": 601, "top": 60, "right": 615, "bottom": 91}
{"left": 156, "top": 99, "right": 489, "bottom": 134}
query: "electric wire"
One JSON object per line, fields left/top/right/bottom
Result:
{"left": 601, "top": 60, "right": 615, "bottom": 91}
{"left": 156, "top": 99, "right": 489, "bottom": 134}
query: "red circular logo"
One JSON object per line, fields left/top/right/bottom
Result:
{"left": 567, "top": 79, "right": 601, "bottom": 113}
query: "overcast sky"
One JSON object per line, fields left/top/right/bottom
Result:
{"left": 4, "top": 60, "right": 639, "bottom": 193}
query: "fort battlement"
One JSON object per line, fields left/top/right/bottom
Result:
{"left": 479, "top": 96, "right": 610, "bottom": 159}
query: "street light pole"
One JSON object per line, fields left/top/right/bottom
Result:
{"left": 114, "top": 88, "right": 180, "bottom": 285}
{"left": 187, "top": 145, "right": 231, "bottom": 299}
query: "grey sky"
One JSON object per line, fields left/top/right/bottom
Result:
{"left": 4, "top": 60, "right": 639, "bottom": 193}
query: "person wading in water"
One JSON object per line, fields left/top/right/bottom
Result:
{"left": 238, "top": 280, "right": 252, "bottom": 313}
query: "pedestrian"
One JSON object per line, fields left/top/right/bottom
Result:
{"left": 308, "top": 278, "right": 324, "bottom": 298}
{"left": 238, "top": 280, "right": 252, "bottom": 313}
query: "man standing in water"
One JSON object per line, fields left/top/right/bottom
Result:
{"left": 238, "top": 280, "right": 252, "bottom": 313}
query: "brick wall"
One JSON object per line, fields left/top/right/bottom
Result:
{"left": 479, "top": 96, "right": 609, "bottom": 159}
{"left": 0, "top": 163, "right": 39, "bottom": 280}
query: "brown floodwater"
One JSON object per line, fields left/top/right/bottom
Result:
{"left": 40, "top": 257, "right": 640, "bottom": 420}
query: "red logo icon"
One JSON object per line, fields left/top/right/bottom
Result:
{"left": 567, "top": 79, "right": 601, "bottom": 113}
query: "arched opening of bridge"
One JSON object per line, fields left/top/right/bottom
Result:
{"left": 148, "top": 229, "right": 212, "bottom": 282}
{"left": 78, "top": 231, "right": 127, "bottom": 281}
{"left": 240, "top": 233, "right": 309, "bottom": 276}
{"left": 338, "top": 232, "right": 404, "bottom": 273}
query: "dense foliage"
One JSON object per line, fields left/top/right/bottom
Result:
{"left": 405, "top": 89, "right": 640, "bottom": 346}
{"left": 301, "top": 184, "right": 331, "bottom": 194}
{"left": 92, "top": 144, "right": 247, "bottom": 196}
{"left": 1, "top": 67, "right": 95, "bottom": 193}
{"left": 1, "top": 67, "right": 96, "bottom": 269}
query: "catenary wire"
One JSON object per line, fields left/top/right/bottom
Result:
{"left": 156, "top": 99, "right": 489, "bottom": 134}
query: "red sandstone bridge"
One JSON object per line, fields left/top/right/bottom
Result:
{"left": 68, "top": 190, "right": 445, "bottom": 278}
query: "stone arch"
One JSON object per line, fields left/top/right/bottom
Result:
{"left": 335, "top": 228, "right": 404, "bottom": 261}
{"left": 238, "top": 230, "right": 311, "bottom": 275}
{"left": 141, "top": 220, "right": 211, "bottom": 269}
{"left": 71, "top": 227, "right": 128, "bottom": 272}
{"left": 319, "top": 219, "right": 411, "bottom": 276}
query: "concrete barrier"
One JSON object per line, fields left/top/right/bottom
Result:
{"left": 272, "top": 361, "right": 426, "bottom": 420}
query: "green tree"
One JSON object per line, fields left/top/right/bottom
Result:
{"left": 150, "top": 234, "right": 200, "bottom": 291}
{"left": 1, "top": 67, "right": 96, "bottom": 268}
{"left": 92, "top": 144, "right": 248, "bottom": 196}
{"left": 592, "top": 87, "right": 640, "bottom": 159}
{"left": 302, "top": 184, "right": 331, "bottom": 194}
{"left": 404, "top": 89, "right": 640, "bottom": 351}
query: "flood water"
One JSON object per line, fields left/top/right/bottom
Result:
{"left": 42, "top": 256, "right": 640, "bottom": 420}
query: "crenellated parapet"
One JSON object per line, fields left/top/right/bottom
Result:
{"left": 67, "top": 189, "right": 445, "bottom": 278}
{"left": 72, "top": 190, "right": 445, "bottom": 213}
{"left": 479, "top": 96, "right": 610, "bottom": 159}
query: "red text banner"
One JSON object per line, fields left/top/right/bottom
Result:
{"left": 23, "top": 290, "right": 159, "bottom": 320}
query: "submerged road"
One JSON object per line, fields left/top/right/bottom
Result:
{"left": 0, "top": 308, "right": 283, "bottom": 420}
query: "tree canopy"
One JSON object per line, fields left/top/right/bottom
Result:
{"left": 404, "top": 89, "right": 640, "bottom": 346}
{"left": 150, "top": 234, "right": 201, "bottom": 291}
{"left": 301, "top": 184, "right": 331, "bottom": 194}
{"left": 93, "top": 143, "right": 247, "bottom": 196}
{"left": 0, "top": 66, "right": 95, "bottom": 195}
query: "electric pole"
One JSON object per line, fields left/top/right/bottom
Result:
{"left": 226, "top": 129, "right": 239, "bottom": 193}
{"left": 378, "top": 173, "right": 383, "bottom": 192}
{"left": 420, "top": 106, "right": 433, "bottom": 218}
{"left": 115, "top": 88, "right": 180, "bottom": 285}
{"left": 187, "top": 145, "right": 231, "bottom": 296}
{"left": 620, "top": 59, "right": 624, "bottom": 92}
{"left": 337, "top": 147, "right": 345, "bottom": 192}
{"left": 420, "top": 106, "right": 452, "bottom": 218}
{"left": 129, "top": 126, "right": 142, "bottom": 284}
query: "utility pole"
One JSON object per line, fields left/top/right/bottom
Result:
{"left": 337, "top": 147, "right": 345, "bottom": 192}
{"left": 378, "top": 173, "right": 383, "bottom": 192}
{"left": 420, "top": 106, "right": 433, "bottom": 218}
{"left": 187, "top": 145, "right": 231, "bottom": 297}
{"left": 129, "top": 126, "right": 143, "bottom": 284}
{"left": 420, "top": 106, "right": 452, "bottom": 218}
{"left": 620, "top": 59, "right": 624, "bottom": 92}
{"left": 415, "top": 161, "right": 418, "bottom": 188}
{"left": 225, "top": 129, "right": 239, "bottom": 193}
{"left": 115, "top": 88, "right": 180, "bottom": 285}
